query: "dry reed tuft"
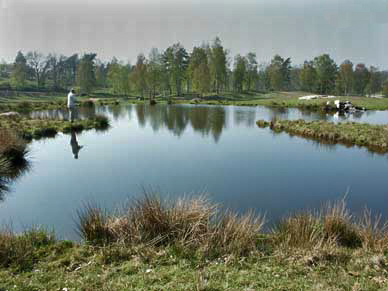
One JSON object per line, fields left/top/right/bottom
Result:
{"left": 76, "top": 193, "right": 265, "bottom": 255}
{"left": 358, "top": 208, "right": 388, "bottom": 251}
{"left": 273, "top": 212, "right": 325, "bottom": 249}
{"left": 322, "top": 199, "right": 362, "bottom": 248}
{"left": 75, "top": 202, "right": 113, "bottom": 245}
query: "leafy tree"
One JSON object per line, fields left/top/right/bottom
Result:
{"left": 95, "top": 60, "right": 108, "bottom": 89}
{"left": 245, "top": 52, "right": 258, "bottom": 91}
{"left": 47, "top": 54, "right": 67, "bottom": 90}
{"left": 267, "top": 55, "right": 291, "bottom": 91}
{"left": 65, "top": 54, "right": 79, "bottom": 87}
{"left": 383, "top": 80, "right": 388, "bottom": 98}
{"left": 0, "top": 60, "right": 12, "bottom": 79}
{"left": 193, "top": 63, "right": 211, "bottom": 96}
{"left": 11, "top": 51, "right": 28, "bottom": 88}
{"left": 162, "top": 43, "right": 189, "bottom": 96}
{"left": 210, "top": 37, "right": 227, "bottom": 94}
{"left": 353, "top": 63, "right": 369, "bottom": 96}
{"left": 107, "top": 60, "right": 131, "bottom": 95}
{"left": 76, "top": 53, "right": 96, "bottom": 94}
{"left": 189, "top": 46, "right": 210, "bottom": 95}
{"left": 147, "top": 48, "right": 163, "bottom": 98}
{"left": 336, "top": 60, "right": 353, "bottom": 96}
{"left": 313, "top": 54, "right": 337, "bottom": 94}
{"left": 233, "top": 54, "right": 247, "bottom": 92}
{"left": 300, "top": 61, "right": 317, "bottom": 92}
{"left": 366, "top": 66, "right": 382, "bottom": 96}
{"left": 26, "top": 51, "right": 50, "bottom": 88}
{"left": 131, "top": 54, "right": 148, "bottom": 98}
{"left": 290, "top": 67, "right": 301, "bottom": 91}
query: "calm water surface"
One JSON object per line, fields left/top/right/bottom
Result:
{"left": 1, "top": 104, "right": 388, "bottom": 239}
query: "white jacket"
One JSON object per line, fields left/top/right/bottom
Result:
{"left": 67, "top": 92, "right": 76, "bottom": 108}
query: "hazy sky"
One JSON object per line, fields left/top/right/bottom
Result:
{"left": 1, "top": 0, "right": 387, "bottom": 68}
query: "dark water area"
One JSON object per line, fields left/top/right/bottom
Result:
{"left": 1, "top": 104, "right": 388, "bottom": 239}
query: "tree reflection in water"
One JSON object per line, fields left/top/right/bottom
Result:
{"left": 132, "top": 104, "right": 227, "bottom": 143}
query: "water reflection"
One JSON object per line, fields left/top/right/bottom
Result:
{"left": 0, "top": 156, "right": 30, "bottom": 201}
{"left": 131, "top": 104, "right": 227, "bottom": 142}
{"left": 70, "top": 131, "right": 83, "bottom": 159}
{"left": 28, "top": 104, "right": 388, "bottom": 145}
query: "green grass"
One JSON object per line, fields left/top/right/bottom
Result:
{"left": 0, "top": 196, "right": 387, "bottom": 290}
{"left": 0, "top": 115, "right": 110, "bottom": 140}
{"left": 2, "top": 91, "right": 388, "bottom": 114}
{"left": 257, "top": 119, "right": 388, "bottom": 154}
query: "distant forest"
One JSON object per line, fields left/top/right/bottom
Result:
{"left": 1, "top": 37, "right": 388, "bottom": 97}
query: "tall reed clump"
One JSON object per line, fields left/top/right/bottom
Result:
{"left": 322, "top": 199, "right": 362, "bottom": 248}
{"left": 273, "top": 198, "right": 388, "bottom": 251}
{"left": 75, "top": 202, "right": 113, "bottom": 245}
{"left": 0, "top": 227, "right": 56, "bottom": 272}
{"left": 0, "top": 128, "right": 28, "bottom": 165}
{"left": 357, "top": 209, "right": 388, "bottom": 251}
{"left": 76, "top": 193, "right": 265, "bottom": 256}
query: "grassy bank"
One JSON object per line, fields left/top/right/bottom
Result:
{"left": 178, "top": 92, "right": 388, "bottom": 111}
{"left": 2, "top": 91, "right": 388, "bottom": 114}
{"left": 0, "top": 115, "right": 109, "bottom": 140}
{"left": 257, "top": 119, "right": 388, "bottom": 154}
{"left": 0, "top": 195, "right": 387, "bottom": 290}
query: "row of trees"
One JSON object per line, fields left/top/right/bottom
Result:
{"left": 1, "top": 37, "right": 387, "bottom": 97}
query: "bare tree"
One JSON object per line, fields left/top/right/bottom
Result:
{"left": 26, "top": 51, "right": 50, "bottom": 88}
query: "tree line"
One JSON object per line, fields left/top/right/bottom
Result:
{"left": 1, "top": 37, "right": 387, "bottom": 97}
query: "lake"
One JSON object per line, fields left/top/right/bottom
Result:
{"left": 1, "top": 104, "right": 388, "bottom": 239}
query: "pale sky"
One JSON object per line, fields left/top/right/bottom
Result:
{"left": 1, "top": 0, "right": 387, "bottom": 68}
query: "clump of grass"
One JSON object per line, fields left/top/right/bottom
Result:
{"left": 76, "top": 192, "right": 265, "bottom": 256}
{"left": 0, "top": 129, "right": 28, "bottom": 165}
{"left": 207, "top": 211, "right": 265, "bottom": 256}
{"left": 322, "top": 199, "right": 362, "bottom": 248}
{"left": 75, "top": 202, "right": 113, "bottom": 245}
{"left": 0, "top": 227, "right": 56, "bottom": 272}
{"left": 273, "top": 199, "right": 376, "bottom": 250}
{"left": 93, "top": 115, "right": 109, "bottom": 129}
{"left": 358, "top": 209, "right": 388, "bottom": 251}
{"left": 108, "top": 194, "right": 216, "bottom": 247}
{"left": 273, "top": 212, "right": 325, "bottom": 249}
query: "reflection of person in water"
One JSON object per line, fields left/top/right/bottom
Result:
{"left": 70, "top": 131, "right": 83, "bottom": 159}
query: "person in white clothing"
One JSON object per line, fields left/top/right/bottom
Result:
{"left": 67, "top": 88, "right": 77, "bottom": 122}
